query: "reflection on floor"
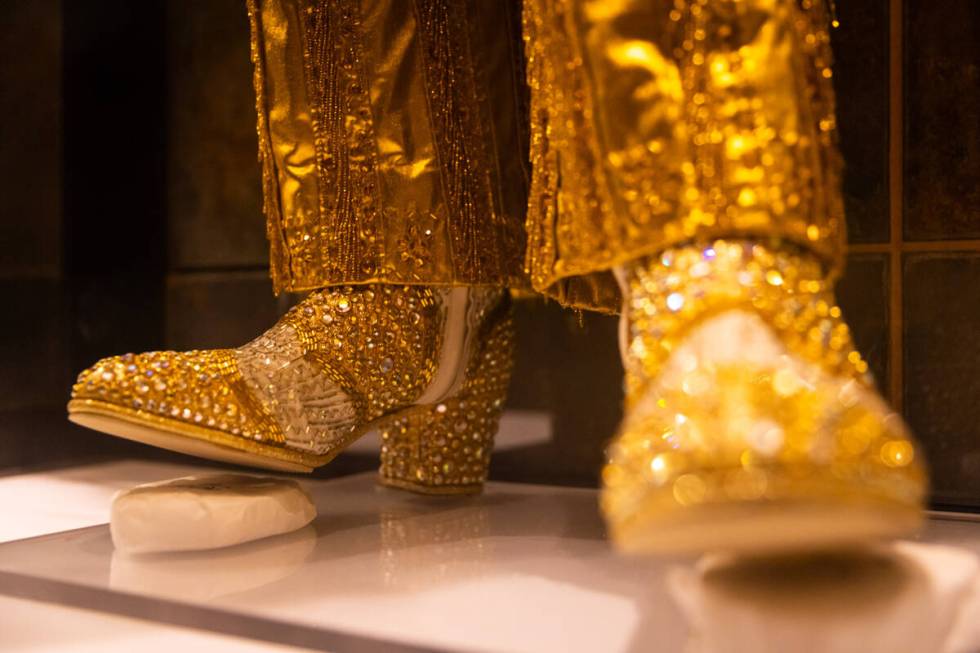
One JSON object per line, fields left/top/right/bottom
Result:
{"left": 0, "top": 594, "right": 316, "bottom": 653}
{"left": 672, "top": 543, "right": 980, "bottom": 653}
{"left": 1, "top": 463, "right": 979, "bottom": 652}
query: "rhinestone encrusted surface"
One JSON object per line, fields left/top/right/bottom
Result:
{"left": 602, "top": 240, "right": 926, "bottom": 532}
{"left": 71, "top": 284, "right": 448, "bottom": 462}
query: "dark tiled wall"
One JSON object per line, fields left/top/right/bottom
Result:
{"left": 903, "top": 0, "right": 980, "bottom": 509}
{"left": 905, "top": 254, "right": 980, "bottom": 507}
{"left": 166, "top": 272, "right": 283, "bottom": 351}
{"left": 164, "top": 1, "right": 278, "bottom": 355}
{"left": 0, "top": 280, "right": 67, "bottom": 411}
{"left": 1, "top": 0, "right": 177, "bottom": 470}
{"left": 832, "top": 0, "right": 890, "bottom": 244}
{"left": 0, "top": 1, "right": 62, "bottom": 278}
{"left": 904, "top": 1, "right": 980, "bottom": 240}
{"left": 837, "top": 255, "right": 890, "bottom": 400}
{"left": 494, "top": 302, "right": 623, "bottom": 486}
{"left": 0, "top": 0, "right": 66, "bottom": 419}
{"left": 163, "top": 0, "right": 284, "bottom": 357}
{"left": 166, "top": 0, "right": 268, "bottom": 271}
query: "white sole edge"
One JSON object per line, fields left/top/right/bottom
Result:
{"left": 69, "top": 412, "right": 313, "bottom": 474}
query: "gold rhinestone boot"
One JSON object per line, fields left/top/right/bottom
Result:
{"left": 602, "top": 240, "right": 926, "bottom": 555}
{"left": 68, "top": 286, "right": 515, "bottom": 494}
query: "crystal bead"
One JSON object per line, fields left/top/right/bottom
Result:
{"left": 666, "top": 293, "right": 685, "bottom": 312}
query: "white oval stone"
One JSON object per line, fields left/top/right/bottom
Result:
{"left": 110, "top": 474, "right": 317, "bottom": 554}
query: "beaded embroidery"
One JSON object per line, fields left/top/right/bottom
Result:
{"left": 248, "top": 0, "right": 528, "bottom": 294}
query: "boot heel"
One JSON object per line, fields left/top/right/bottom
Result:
{"left": 378, "top": 302, "right": 515, "bottom": 495}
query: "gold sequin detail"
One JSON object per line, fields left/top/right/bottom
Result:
{"left": 71, "top": 349, "right": 284, "bottom": 444}
{"left": 415, "top": 0, "right": 503, "bottom": 283}
{"left": 281, "top": 285, "right": 444, "bottom": 421}
{"left": 522, "top": 0, "right": 844, "bottom": 313}
{"left": 601, "top": 240, "right": 926, "bottom": 543}
{"left": 299, "top": 0, "right": 383, "bottom": 283}
{"left": 248, "top": 0, "right": 529, "bottom": 293}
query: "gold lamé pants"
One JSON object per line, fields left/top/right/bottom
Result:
{"left": 248, "top": 0, "right": 844, "bottom": 314}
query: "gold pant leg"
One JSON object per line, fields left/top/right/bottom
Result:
{"left": 248, "top": 0, "right": 530, "bottom": 294}
{"left": 523, "top": 0, "right": 846, "bottom": 313}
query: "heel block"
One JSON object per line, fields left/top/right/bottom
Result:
{"left": 378, "top": 300, "right": 515, "bottom": 494}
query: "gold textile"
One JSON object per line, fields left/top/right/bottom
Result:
{"left": 250, "top": 0, "right": 845, "bottom": 314}
{"left": 523, "top": 0, "right": 845, "bottom": 312}
{"left": 248, "top": 0, "right": 530, "bottom": 294}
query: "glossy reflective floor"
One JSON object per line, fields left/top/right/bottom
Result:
{"left": 2, "top": 467, "right": 980, "bottom": 653}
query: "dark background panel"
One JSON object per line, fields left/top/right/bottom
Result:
{"left": 62, "top": 0, "right": 169, "bottom": 373}
{"left": 0, "top": 0, "right": 66, "bottom": 417}
{"left": 831, "top": 0, "right": 890, "bottom": 244}
{"left": 836, "top": 255, "right": 890, "bottom": 399}
{"left": 0, "top": 0, "right": 62, "bottom": 277}
{"left": 166, "top": 272, "right": 284, "bottom": 350}
{"left": 904, "top": 253, "right": 980, "bottom": 509}
{"left": 1, "top": 0, "right": 173, "bottom": 469}
{"left": 0, "top": 280, "right": 68, "bottom": 412}
{"left": 904, "top": 0, "right": 980, "bottom": 241}
{"left": 166, "top": 0, "right": 267, "bottom": 271}
{"left": 493, "top": 301, "right": 623, "bottom": 487}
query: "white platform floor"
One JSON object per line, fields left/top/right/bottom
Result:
{"left": 2, "top": 461, "right": 980, "bottom": 653}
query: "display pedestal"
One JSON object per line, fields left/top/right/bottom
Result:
{"left": 1, "top": 468, "right": 979, "bottom": 653}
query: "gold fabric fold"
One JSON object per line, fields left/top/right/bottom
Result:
{"left": 249, "top": 0, "right": 845, "bottom": 314}
{"left": 248, "top": 0, "right": 530, "bottom": 294}
{"left": 523, "top": 0, "right": 846, "bottom": 312}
